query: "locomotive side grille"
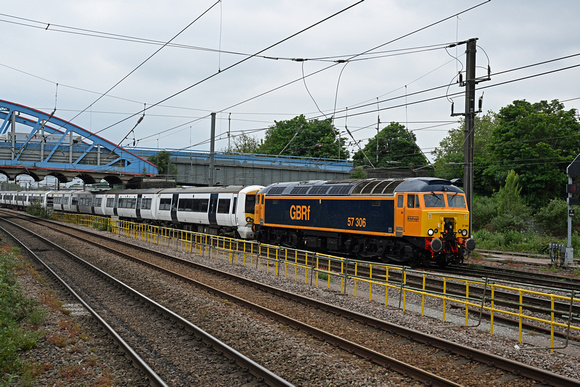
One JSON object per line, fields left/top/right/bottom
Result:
{"left": 309, "top": 186, "right": 330, "bottom": 195}
{"left": 290, "top": 187, "right": 310, "bottom": 195}
{"left": 328, "top": 185, "right": 351, "bottom": 195}
{"left": 267, "top": 187, "right": 285, "bottom": 195}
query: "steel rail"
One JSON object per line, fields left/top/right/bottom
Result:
{"left": 28, "top": 215, "right": 580, "bottom": 386}
{"left": 0, "top": 221, "right": 167, "bottom": 387}
{"left": 0, "top": 216, "right": 293, "bottom": 387}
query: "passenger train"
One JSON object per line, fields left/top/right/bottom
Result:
{"left": 0, "top": 177, "right": 475, "bottom": 266}
{"left": 1, "top": 186, "right": 263, "bottom": 239}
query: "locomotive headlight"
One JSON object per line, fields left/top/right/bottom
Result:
{"left": 246, "top": 217, "right": 253, "bottom": 223}
{"left": 462, "top": 229, "right": 468, "bottom": 237}
{"left": 428, "top": 229, "right": 434, "bottom": 236}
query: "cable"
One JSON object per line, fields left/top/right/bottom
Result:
{"left": 133, "top": 0, "right": 492, "bottom": 146}
{"left": 71, "top": 1, "right": 221, "bottom": 125}
{"left": 95, "top": 0, "right": 365, "bottom": 135}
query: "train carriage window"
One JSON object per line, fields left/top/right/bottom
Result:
{"left": 94, "top": 198, "right": 102, "bottom": 207}
{"left": 244, "top": 194, "right": 256, "bottom": 214}
{"left": 424, "top": 193, "right": 444, "bottom": 208}
{"left": 217, "top": 199, "right": 231, "bottom": 214}
{"left": 178, "top": 198, "right": 194, "bottom": 211}
{"left": 191, "top": 198, "right": 209, "bottom": 212}
{"left": 106, "top": 198, "right": 115, "bottom": 208}
{"left": 446, "top": 193, "right": 466, "bottom": 208}
{"left": 159, "top": 198, "right": 172, "bottom": 211}
{"left": 141, "top": 198, "right": 152, "bottom": 210}
{"left": 397, "top": 195, "right": 404, "bottom": 208}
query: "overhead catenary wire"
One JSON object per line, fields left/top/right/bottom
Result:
{"left": 136, "top": 0, "right": 492, "bottom": 150}
{"left": 94, "top": 0, "right": 366, "bottom": 136}
{"left": 74, "top": 0, "right": 221, "bottom": 128}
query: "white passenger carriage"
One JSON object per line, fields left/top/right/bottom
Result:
{"left": 0, "top": 184, "right": 264, "bottom": 240}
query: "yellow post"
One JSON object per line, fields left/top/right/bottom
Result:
{"left": 384, "top": 267, "right": 389, "bottom": 306}
{"left": 327, "top": 258, "right": 331, "bottom": 289}
{"left": 340, "top": 260, "right": 345, "bottom": 294}
{"left": 369, "top": 264, "right": 373, "bottom": 301}
{"left": 465, "top": 282, "right": 469, "bottom": 326}
{"left": 354, "top": 262, "right": 358, "bottom": 297}
{"left": 490, "top": 286, "right": 495, "bottom": 335}
{"left": 315, "top": 255, "right": 319, "bottom": 287}
{"left": 519, "top": 290, "right": 523, "bottom": 343}
{"left": 442, "top": 278, "right": 447, "bottom": 321}
{"left": 403, "top": 270, "right": 407, "bottom": 311}
{"left": 421, "top": 274, "right": 426, "bottom": 316}
{"left": 550, "top": 296, "right": 555, "bottom": 352}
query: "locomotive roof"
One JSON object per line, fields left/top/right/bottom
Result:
{"left": 260, "top": 177, "right": 464, "bottom": 196}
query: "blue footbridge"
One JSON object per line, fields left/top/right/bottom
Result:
{"left": 0, "top": 100, "right": 353, "bottom": 187}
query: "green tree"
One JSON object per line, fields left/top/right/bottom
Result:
{"left": 223, "top": 133, "right": 262, "bottom": 154}
{"left": 352, "top": 122, "right": 427, "bottom": 168}
{"left": 491, "top": 170, "right": 532, "bottom": 232}
{"left": 484, "top": 100, "right": 580, "bottom": 208}
{"left": 148, "top": 150, "right": 177, "bottom": 178}
{"left": 258, "top": 115, "right": 349, "bottom": 159}
{"left": 433, "top": 111, "right": 497, "bottom": 195}
{"left": 349, "top": 166, "right": 367, "bottom": 179}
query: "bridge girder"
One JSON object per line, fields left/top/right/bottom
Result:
{"left": 0, "top": 100, "right": 158, "bottom": 184}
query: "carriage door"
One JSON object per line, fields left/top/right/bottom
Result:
{"left": 208, "top": 193, "right": 218, "bottom": 226}
{"left": 171, "top": 194, "right": 179, "bottom": 223}
{"left": 395, "top": 194, "right": 405, "bottom": 237}
{"left": 136, "top": 194, "right": 142, "bottom": 219}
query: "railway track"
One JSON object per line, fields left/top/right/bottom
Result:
{"left": 437, "top": 264, "right": 580, "bottom": 292}
{"left": 9, "top": 211, "right": 580, "bottom": 386}
{"left": 0, "top": 215, "right": 291, "bottom": 386}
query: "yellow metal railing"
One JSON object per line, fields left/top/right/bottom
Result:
{"left": 52, "top": 212, "right": 580, "bottom": 350}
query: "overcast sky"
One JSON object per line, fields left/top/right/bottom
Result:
{"left": 1, "top": 0, "right": 579, "bottom": 162}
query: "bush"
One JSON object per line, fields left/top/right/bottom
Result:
{"left": 25, "top": 202, "right": 47, "bottom": 218}
{"left": 534, "top": 199, "right": 579, "bottom": 237}
{"left": 472, "top": 195, "right": 497, "bottom": 230}
{"left": 490, "top": 213, "right": 530, "bottom": 233}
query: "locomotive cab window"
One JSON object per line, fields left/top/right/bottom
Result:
{"left": 407, "top": 194, "right": 420, "bottom": 208}
{"left": 447, "top": 193, "right": 466, "bottom": 208}
{"left": 424, "top": 193, "right": 445, "bottom": 208}
{"left": 397, "top": 195, "right": 404, "bottom": 208}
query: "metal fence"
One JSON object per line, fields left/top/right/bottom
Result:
{"left": 52, "top": 212, "right": 580, "bottom": 351}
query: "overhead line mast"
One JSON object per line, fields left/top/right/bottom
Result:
{"left": 450, "top": 38, "right": 490, "bottom": 236}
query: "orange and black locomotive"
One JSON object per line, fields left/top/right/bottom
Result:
{"left": 254, "top": 177, "right": 475, "bottom": 266}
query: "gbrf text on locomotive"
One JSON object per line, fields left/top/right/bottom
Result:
{"left": 290, "top": 205, "right": 310, "bottom": 220}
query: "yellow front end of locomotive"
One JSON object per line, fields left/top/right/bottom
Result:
{"left": 422, "top": 210, "right": 470, "bottom": 238}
